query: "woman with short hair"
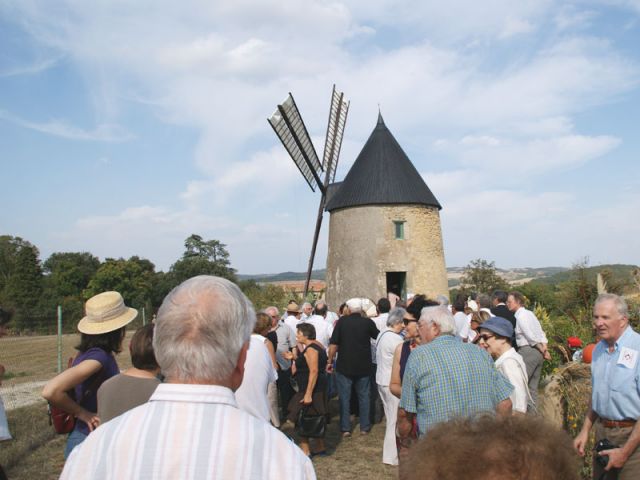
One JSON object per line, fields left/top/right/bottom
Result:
{"left": 375, "top": 307, "right": 405, "bottom": 465}
{"left": 97, "top": 323, "right": 161, "bottom": 423}
{"left": 477, "top": 317, "right": 531, "bottom": 414}
{"left": 42, "top": 291, "right": 137, "bottom": 458}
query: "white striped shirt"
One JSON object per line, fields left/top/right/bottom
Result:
{"left": 61, "top": 383, "right": 316, "bottom": 480}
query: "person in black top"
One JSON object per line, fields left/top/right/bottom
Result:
{"left": 491, "top": 290, "right": 517, "bottom": 347}
{"left": 284, "top": 323, "right": 328, "bottom": 456}
{"left": 327, "top": 298, "right": 380, "bottom": 437}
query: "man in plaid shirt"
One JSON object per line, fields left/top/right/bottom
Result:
{"left": 398, "top": 306, "right": 513, "bottom": 446}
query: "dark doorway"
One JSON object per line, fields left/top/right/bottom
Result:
{"left": 386, "top": 272, "right": 407, "bottom": 300}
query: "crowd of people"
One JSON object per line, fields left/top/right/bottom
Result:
{"left": 24, "top": 278, "right": 638, "bottom": 479}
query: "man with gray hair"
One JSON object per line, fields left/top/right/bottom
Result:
{"left": 397, "top": 306, "right": 513, "bottom": 449}
{"left": 574, "top": 293, "right": 640, "bottom": 479}
{"left": 61, "top": 276, "right": 315, "bottom": 480}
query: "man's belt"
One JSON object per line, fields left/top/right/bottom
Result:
{"left": 600, "top": 418, "right": 637, "bottom": 428}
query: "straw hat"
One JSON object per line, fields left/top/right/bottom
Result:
{"left": 286, "top": 301, "right": 300, "bottom": 313}
{"left": 77, "top": 291, "right": 138, "bottom": 335}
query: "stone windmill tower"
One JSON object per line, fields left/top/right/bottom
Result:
{"left": 324, "top": 113, "right": 448, "bottom": 308}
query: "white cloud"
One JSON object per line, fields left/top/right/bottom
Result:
{"left": 0, "top": 56, "right": 62, "bottom": 77}
{"left": 0, "top": 109, "right": 133, "bottom": 142}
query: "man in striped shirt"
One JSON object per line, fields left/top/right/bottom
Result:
{"left": 61, "top": 275, "right": 315, "bottom": 480}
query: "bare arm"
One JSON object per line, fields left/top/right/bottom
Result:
{"left": 302, "top": 347, "right": 319, "bottom": 404}
{"left": 495, "top": 398, "right": 513, "bottom": 417}
{"left": 389, "top": 343, "right": 403, "bottom": 398}
{"left": 264, "top": 339, "right": 278, "bottom": 371}
{"left": 42, "top": 359, "right": 102, "bottom": 431}
{"left": 396, "top": 407, "right": 416, "bottom": 456}
{"left": 326, "top": 344, "right": 338, "bottom": 374}
{"left": 574, "top": 399, "right": 599, "bottom": 456}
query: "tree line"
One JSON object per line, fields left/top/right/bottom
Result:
{"left": 0, "top": 234, "right": 290, "bottom": 334}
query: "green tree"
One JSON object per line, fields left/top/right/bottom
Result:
{"left": 459, "top": 258, "right": 509, "bottom": 294}
{"left": 556, "top": 258, "right": 598, "bottom": 319}
{"left": 170, "top": 234, "right": 236, "bottom": 284}
{"left": 39, "top": 252, "right": 101, "bottom": 330}
{"left": 1, "top": 237, "right": 43, "bottom": 330}
{"left": 43, "top": 252, "right": 100, "bottom": 298}
{"left": 85, "top": 256, "right": 156, "bottom": 309}
{"left": 238, "top": 280, "right": 289, "bottom": 312}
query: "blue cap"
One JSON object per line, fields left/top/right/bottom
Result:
{"left": 480, "top": 316, "right": 513, "bottom": 338}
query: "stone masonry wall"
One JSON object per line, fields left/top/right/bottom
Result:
{"left": 325, "top": 204, "right": 448, "bottom": 309}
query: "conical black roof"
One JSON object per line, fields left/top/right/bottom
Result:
{"left": 325, "top": 113, "right": 441, "bottom": 212}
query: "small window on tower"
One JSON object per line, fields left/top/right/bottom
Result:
{"left": 394, "top": 221, "right": 405, "bottom": 239}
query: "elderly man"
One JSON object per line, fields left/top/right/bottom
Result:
{"left": 61, "top": 276, "right": 315, "bottom": 480}
{"left": 265, "top": 305, "right": 297, "bottom": 421}
{"left": 327, "top": 298, "right": 380, "bottom": 437}
{"left": 507, "top": 291, "right": 551, "bottom": 407}
{"left": 397, "top": 306, "right": 512, "bottom": 447}
{"left": 305, "top": 303, "right": 333, "bottom": 349}
{"left": 300, "top": 302, "right": 314, "bottom": 322}
{"left": 574, "top": 294, "right": 640, "bottom": 479}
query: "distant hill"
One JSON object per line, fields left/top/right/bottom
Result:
{"left": 529, "top": 264, "right": 638, "bottom": 286}
{"left": 238, "top": 269, "right": 327, "bottom": 282}
{"left": 239, "top": 266, "right": 574, "bottom": 285}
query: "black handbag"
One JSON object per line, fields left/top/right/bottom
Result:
{"left": 295, "top": 406, "right": 326, "bottom": 438}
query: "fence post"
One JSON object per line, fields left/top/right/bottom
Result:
{"left": 57, "top": 305, "right": 63, "bottom": 373}
{"left": 142, "top": 307, "right": 146, "bottom": 326}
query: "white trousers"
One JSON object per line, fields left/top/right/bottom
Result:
{"left": 267, "top": 381, "right": 280, "bottom": 428}
{"left": 378, "top": 383, "right": 399, "bottom": 465}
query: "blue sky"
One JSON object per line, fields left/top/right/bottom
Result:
{"left": 1, "top": 0, "right": 639, "bottom": 274}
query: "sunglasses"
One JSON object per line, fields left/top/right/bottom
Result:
{"left": 403, "top": 318, "right": 417, "bottom": 325}
{"left": 478, "top": 334, "right": 495, "bottom": 342}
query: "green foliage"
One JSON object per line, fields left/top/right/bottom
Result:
{"left": 459, "top": 258, "right": 509, "bottom": 294}
{"left": 237, "top": 279, "right": 289, "bottom": 312}
{"left": 170, "top": 234, "right": 236, "bottom": 284}
{"left": 0, "top": 236, "right": 43, "bottom": 330}
{"left": 518, "top": 282, "right": 557, "bottom": 312}
{"left": 42, "top": 252, "right": 100, "bottom": 298}
{"left": 85, "top": 256, "right": 156, "bottom": 308}
{"left": 536, "top": 304, "right": 595, "bottom": 379}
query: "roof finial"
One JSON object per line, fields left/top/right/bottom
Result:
{"left": 377, "top": 104, "right": 384, "bottom": 126}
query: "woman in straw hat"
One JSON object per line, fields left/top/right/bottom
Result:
{"left": 42, "top": 291, "right": 137, "bottom": 458}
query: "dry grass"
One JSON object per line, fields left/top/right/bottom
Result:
{"left": 0, "top": 401, "right": 65, "bottom": 479}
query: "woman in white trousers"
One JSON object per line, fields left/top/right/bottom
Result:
{"left": 375, "top": 308, "right": 406, "bottom": 465}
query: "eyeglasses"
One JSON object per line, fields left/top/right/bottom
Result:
{"left": 403, "top": 318, "right": 417, "bottom": 325}
{"left": 478, "top": 334, "right": 495, "bottom": 342}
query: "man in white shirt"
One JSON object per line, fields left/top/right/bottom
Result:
{"left": 304, "top": 304, "right": 334, "bottom": 350}
{"left": 61, "top": 276, "right": 315, "bottom": 480}
{"left": 236, "top": 333, "right": 278, "bottom": 422}
{"left": 452, "top": 295, "right": 470, "bottom": 341}
{"left": 507, "top": 291, "right": 551, "bottom": 408}
{"left": 300, "top": 302, "right": 313, "bottom": 322}
{"left": 315, "top": 300, "right": 339, "bottom": 326}
{"left": 284, "top": 301, "right": 302, "bottom": 333}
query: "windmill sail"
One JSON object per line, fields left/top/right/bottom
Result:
{"left": 322, "top": 86, "right": 350, "bottom": 184}
{"left": 268, "top": 94, "right": 323, "bottom": 192}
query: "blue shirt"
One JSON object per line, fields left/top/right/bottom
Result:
{"left": 591, "top": 326, "right": 640, "bottom": 421}
{"left": 399, "top": 335, "right": 513, "bottom": 436}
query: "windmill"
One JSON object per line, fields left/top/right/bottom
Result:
{"left": 268, "top": 86, "right": 349, "bottom": 297}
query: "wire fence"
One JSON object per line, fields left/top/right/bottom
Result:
{"left": 1, "top": 325, "right": 138, "bottom": 411}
